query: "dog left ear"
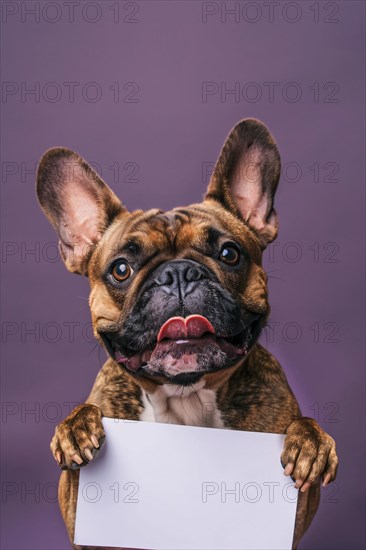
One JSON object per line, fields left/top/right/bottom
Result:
{"left": 205, "top": 118, "right": 281, "bottom": 248}
{"left": 36, "top": 148, "right": 125, "bottom": 275}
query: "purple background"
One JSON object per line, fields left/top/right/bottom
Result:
{"left": 1, "top": 1, "right": 365, "bottom": 549}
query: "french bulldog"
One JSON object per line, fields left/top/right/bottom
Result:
{"left": 36, "top": 119, "right": 338, "bottom": 549}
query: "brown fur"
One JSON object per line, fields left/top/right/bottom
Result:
{"left": 37, "top": 119, "right": 338, "bottom": 549}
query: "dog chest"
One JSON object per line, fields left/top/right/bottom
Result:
{"left": 140, "top": 382, "right": 225, "bottom": 428}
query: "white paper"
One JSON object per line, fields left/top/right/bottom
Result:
{"left": 74, "top": 418, "right": 298, "bottom": 550}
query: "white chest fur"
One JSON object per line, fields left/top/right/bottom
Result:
{"left": 140, "top": 380, "right": 225, "bottom": 428}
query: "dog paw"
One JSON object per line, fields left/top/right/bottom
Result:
{"left": 281, "top": 417, "right": 338, "bottom": 493}
{"left": 50, "top": 403, "right": 105, "bottom": 470}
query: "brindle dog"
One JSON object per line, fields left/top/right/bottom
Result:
{"left": 36, "top": 119, "right": 338, "bottom": 550}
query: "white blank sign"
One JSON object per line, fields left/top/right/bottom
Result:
{"left": 74, "top": 418, "right": 298, "bottom": 549}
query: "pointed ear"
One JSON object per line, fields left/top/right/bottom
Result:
{"left": 205, "top": 119, "right": 281, "bottom": 248}
{"left": 36, "top": 148, "right": 125, "bottom": 275}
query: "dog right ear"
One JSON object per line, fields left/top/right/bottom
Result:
{"left": 36, "top": 148, "right": 126, "bottom": 275}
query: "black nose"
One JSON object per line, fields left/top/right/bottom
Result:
{"left": 153, "top": 260, "right": 208, "bottom": 298}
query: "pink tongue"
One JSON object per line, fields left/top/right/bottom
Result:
{"left": 157, "top": 315, "right": 215, "bottom": 342}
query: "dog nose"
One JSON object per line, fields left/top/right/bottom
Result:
{"left": 154, "top": 260, "right": 207, "bottom": 298}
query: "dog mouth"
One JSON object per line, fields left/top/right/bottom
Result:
{"left": 101, "top": 314, "right": 258, "bottom": 385}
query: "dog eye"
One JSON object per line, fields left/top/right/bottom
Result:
{"left": 111, "top": 260, "right": 133, "bottom": 282}
{"left": 219, "top": 244, "right": 241, "bottom": 266}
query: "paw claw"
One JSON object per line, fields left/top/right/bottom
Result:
{"left": 284, "top": 463, "right": 294, "bottom": 476}
{"left": 282, "top": 418, "right": 339, "bottom": 492}
{"left": 322, "top": 473, "right": 332, "bottom": 487}
{"left": 294, "top": 479, "right": 303, "bottom": 489}
{"left": 71, "top": 453, "right": 83, "bottom": 465}
{"left": 84, "top": 448, "right": 93, "bottom": 461}
{"left": 50, "top": 403, "right": 105, "bottom": 471}
{"left": 300, "top": 481, "right": 311, "bottom": 493}
{"left": 91, "top": 435, "right": 100, "bottom": 448}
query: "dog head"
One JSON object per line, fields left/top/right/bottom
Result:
{"left": 36, "top": 119, "right": 280, "bottom": 389}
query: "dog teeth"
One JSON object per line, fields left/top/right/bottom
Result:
{"left": 176, "top": 339, "right": 189, "bottom": 344}
{"left": 142, "top": 350, "right": 152, "bottom": 362}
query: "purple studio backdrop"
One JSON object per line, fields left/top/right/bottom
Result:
{"left": 1, "top": 1, "right": 365, "bottom": 549}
